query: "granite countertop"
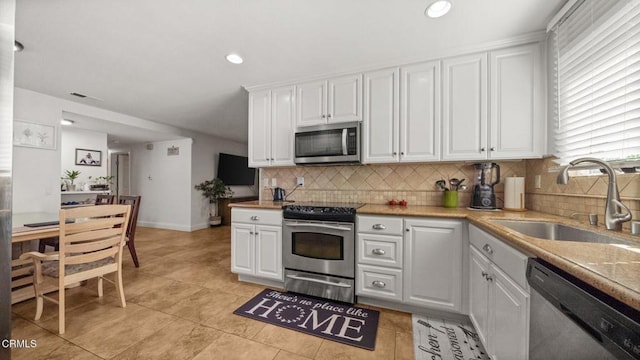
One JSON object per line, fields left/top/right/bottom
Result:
{"left": 229, "top": 200, "right": 640, "bottom": 311}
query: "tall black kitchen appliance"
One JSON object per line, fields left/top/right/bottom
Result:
{"left": 470, "top": 162, "right": 500, "bottom": 209}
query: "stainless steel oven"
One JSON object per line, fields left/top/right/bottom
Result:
{"left": 282, "top": 203, "right": 361, "bottom": 303}
{"left": 294, "top": 122, "right": 360, "bottom": 165}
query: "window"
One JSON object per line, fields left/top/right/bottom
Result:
{"left": 550, "top": 0, "right": 640, "bottom": 166}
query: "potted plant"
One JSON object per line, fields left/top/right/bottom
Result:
{"left": 63, "top": 170, "right": 81, "bottom": 191}
{"left": 88, "top": 175, "right": 114, "bottom": 190}
{"left": 195, "top": 178, "right": 234, "bottom": 226}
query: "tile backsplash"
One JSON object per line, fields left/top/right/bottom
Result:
{"left": 260, "top": 161, "right": 527, "bottom": 208}
{"left": 260, "top": 157, "right": 640, "bottom": 230}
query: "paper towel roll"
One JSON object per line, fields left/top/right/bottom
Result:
{"left": 504, "top": 176, "right": 525, "bottom": 211}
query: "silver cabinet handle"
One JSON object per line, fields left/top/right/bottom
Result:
{"left": 249, "top": 231, "right": 254, "bottom": 235}
{"left": 400, "top": 152, "right": 404, "bottom": 155}
{"left": 392, "top": 152, "right": 397, "bottom": 156}
{"left": 327, "top": 114, "right": 332, "bottom": 118}
{"left": 482, "top": 244, "right": 493, "bottom": 254}
{"left": 372, "top": 224, "right": 386, "bottom": 230}
{"left": 254, "top": 232, "right": 259, "bottom": 235}
{"left": 321, "top": 114, "right": 326, "bottom": 119}
{"left": 486, "top": 274, "right": 494, "bottom": 282}
{"left": 250, "top": 216, "right": 260, "bottom": 221}
{"left": 481, "top": 147, "right": 486, "bottom": 152}
{"left": 490, "top": 147, "right": 496, "bottom": 151}
{"left": 372, "top": 280, "right": 386, "bottom": 288}
{"left": 481, "top": 271, "right": 488, "bottom": 278}
{"left": 371, "top": 248, "right": 386, "bottom": 256}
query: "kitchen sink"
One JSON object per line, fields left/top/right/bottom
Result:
{"left": 491, "top": 220, "right": 635, "bottom": 245}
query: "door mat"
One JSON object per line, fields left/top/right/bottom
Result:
{"left": 234, "top": 289, "right": 379, "bottom": 350}
{"left": 412, "top": 314, "right": 489, "bottom": 360}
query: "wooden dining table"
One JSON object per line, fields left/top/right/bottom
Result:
{"left": 11, "top": 212, "right": 60, "bottom": 304}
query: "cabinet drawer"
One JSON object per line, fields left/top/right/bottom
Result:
{"left": 357, "top": 215, "right": 403, "bottom": 235}
{"left": 357, "top": 265, "right": 403, "bottom": 301}
{"left": 469, "top": 224, "right": 529, "bottom": 289}
{"left": 231, "top": 208, "right": 282, "bottom": 226}
{"left": 357, "top": 233, "right": 402, "bottom": 268}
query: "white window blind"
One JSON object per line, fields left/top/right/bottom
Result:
{"left": 551, "top": 0, "right": 640, "bottom": 165}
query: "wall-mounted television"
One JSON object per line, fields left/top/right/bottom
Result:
{"left": 217, "top": 153, "right": 256, "bottom": 186}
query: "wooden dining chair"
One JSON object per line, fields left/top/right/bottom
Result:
{"left": 39, "top": 194, "right": 115, "bottom": 253}
{"left": 118, "top": 195, "right": 141, "bottom": 268}
{"left": 20, "top": 204, "right": 131, "bottom": 334}
{"left": 95, "top": 194, "right": 115, "bottom": 205}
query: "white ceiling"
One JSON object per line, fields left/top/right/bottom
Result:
{"left": 14, "top": 0, "right": 565, "bottom": 144}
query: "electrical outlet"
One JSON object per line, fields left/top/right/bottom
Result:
{"left": 297, "top": 177, "right": 304, "bottom": 187}
{"left": 535, "top": 175, "right": 541, "bottom": 189}
{"left": 263, "top": 178, "right": 270, "bottom": 188}
{"left": 271, "top": 178, "right": 277, "bottom": 187}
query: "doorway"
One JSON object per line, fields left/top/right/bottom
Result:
{"left": 110, "top": 152, "right": 130, "bottom": 198}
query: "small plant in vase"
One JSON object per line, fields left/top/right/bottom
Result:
{"left": 195, "top": 178, "right": 234, "bottom": 226}
{"left": 63, "top": 170, "right": 81, "bottom": 191}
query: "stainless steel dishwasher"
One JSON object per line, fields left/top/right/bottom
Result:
{"left": 527, "top": 258, "right": 640, "bottom": 360}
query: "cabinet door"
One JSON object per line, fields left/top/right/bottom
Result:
{"left": 231, "top": 223, "right": 254, "bottom": 275}
{"left": 442, "top": 53, "right": 488, "bottom": 161}
{"left": 362, "top": 68, "right": 400, "bottom": 164}
{"left": 490, "top": 43, "right": 544, "bottom": 159}
{"left": 271, "top": 86, "right": 296, "bottom": 166}
{"left": 254, "top": 225, "right": 283, "bottom": 280}
{"left": 469, "top": 245, "right": 490, "bottom": 350}
{"left": 490, "top": 263, "right": 530, "bottom": 360}
{"left": 400, "top": 61, "right": 441, "bottom": 162}
{"left": 248, "top": 90, "right": 271, "bottom": 167}
{"left": 296, "top": 80, "right": 326, "bottom": 127}
{"left": 403, "top": 218, "right": 462, "bottom": 311}
{"left": 328, "top": 74, "right": 362, "bottom": 123}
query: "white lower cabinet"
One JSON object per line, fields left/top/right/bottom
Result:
{"left": 231, "top": 208, "right": 283, "bottom": 281}
{"left": 356, "top": 215, "right": 464, "bottom": 313}
{"left": 404, "top": 218, "right": 463, "bottom": 312}
{"left": 469, "top": 225, "right": 530, "bottom": 360}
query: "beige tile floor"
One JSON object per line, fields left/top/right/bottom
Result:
{"left": 11, "top": 226, "right": 415, "bottom": 359}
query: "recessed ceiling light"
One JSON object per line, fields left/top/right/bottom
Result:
{"left": 61, "top": 119, "right": 74, "bottom": 126}
{"left": 226, "top": 53, "right": 244, "bottom": 64}
{"left": 426, "top": 0, "right": 452, "bottom": 18}
{"left": 14, "top": 40, "right": 24, "bottom": 52}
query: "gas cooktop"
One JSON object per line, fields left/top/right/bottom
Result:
{"left": 282, "top": 202, "right": 364, "bottom": 222}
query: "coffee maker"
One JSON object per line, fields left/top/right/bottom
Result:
{"left": 471, "top": 162, "right": 500, "bottom": 209}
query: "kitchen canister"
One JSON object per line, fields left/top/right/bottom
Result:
{"left": 504, "top": 176, "right": 526, "bottom": 211}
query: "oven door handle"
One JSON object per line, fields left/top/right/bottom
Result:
{"left": 286, "top": 274, "right": 352, "bottom": 288}
{"left": 284, "top": 223, "right": 352, "bottom": 232}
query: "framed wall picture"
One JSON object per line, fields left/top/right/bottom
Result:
{"left": 13, "top": 120, "right": 56, "bottom": 150}
{"left": 75, "top": 148, "right": 102, "bottom": 166}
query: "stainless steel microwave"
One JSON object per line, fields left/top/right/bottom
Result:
{"left": 294, "top": 122, "right": 361, "bottom": 165}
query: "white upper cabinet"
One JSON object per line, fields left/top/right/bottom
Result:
{"left": 328, "top": 74, "right": 362, "bottom": 123}
{"left": 296, "top": 75, "right": 362, "bottom": 127}
{"left": 363, "top": 62, "right": 441, "bottom": 164}
{"left": 400, "top": 61, "right": 441, "bottom": 162}
{"left": 248, "top": 86, "right": 295, "bottom": 167}
{"left": 362, "top": 68, "right": 400, "bottom": 163}
{"left": 296, "top": 80, "right": 326, "bottom": 127}
{"left": 442, "top": 53, "right": 488, "bottom": 161}
{"left": 248, "top": 89, "right": 272, "bottom": 168}
{"left": 442, "top": 43, "right": 544, "bottom": 161}
{"left": 270, "top": 86, "right": 296, "bottom": 166}
{"left": 490, "top": 43, "right": 544, "bottom": 159}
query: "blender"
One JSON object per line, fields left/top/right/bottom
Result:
{"left": 470, "top": 162, "right": 500, "bottom": 209}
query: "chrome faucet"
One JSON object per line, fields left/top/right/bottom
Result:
{"left": 557, "top": 157, "right": 632, "bottom": 231}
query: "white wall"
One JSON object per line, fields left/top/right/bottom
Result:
{"left": 61, "top": 127, "right": 107, "bottom": 186}
{"left": 130, "top": 138, "right": 193, "bottom": 231}
{"left": 13, "top": 89, "right": 64, "bottom": 213}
